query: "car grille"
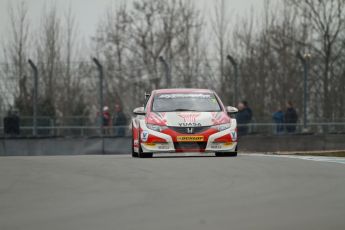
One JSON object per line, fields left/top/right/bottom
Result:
{"left": 174, "top": 142, "right": 208, "bottom": 150}
{"left": 169, "top": 126, "right": 211, "bottom": 134}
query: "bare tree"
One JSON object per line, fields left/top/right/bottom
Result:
{"left": 291, "top": 0, "right": 345, "bottom": 120}
{"left": 59, "top": 4, "right": 88, "bottom": 118}
{"left": 35, "top": 4, "right": 61, "bottom": 116}
{"left": 172, "top": 0, "right": 205, "bottom": 88}
{"left": 94, "top": 0, "right": 208, "bottom": 113}
{"left": 2, "top": 1, "right": 31, "bottom": 114}
{"left": 212, "top": 0, "right": 231, "bottom": 101}
{"left": 2, "top": 0, "right": 343, "bottom": 126}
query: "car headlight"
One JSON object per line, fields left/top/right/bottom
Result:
{"left": 212, "top": 123, "right": 231, "bottom": 131}
{"left": 146, "top": 123, "right": 168, "bottom": 132}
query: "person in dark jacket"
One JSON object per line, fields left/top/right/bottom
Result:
{"left": 236, "top": 101, "right": 252, "bottom": 136}
{"left": 113, "top": 104, "right": 128, "bottom": 137}
{"left": 285, "top": 101, "right": 298, "bottom": 133}
{"left": 272, "top": 106, "right": 284, "bottom": 134}
{"left": 4, "top": 110, "right": 20, "bottom": 136}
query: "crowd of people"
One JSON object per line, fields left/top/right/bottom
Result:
{"left": 98, "top": 104, "right": 128, "bottom": 137}
{"left": 272, "top": 101, "right": 298, "bottom": 134}
{"left": 236, "top": 100, "right": 299, "bottom": 135}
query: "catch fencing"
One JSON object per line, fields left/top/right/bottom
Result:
{"left": 1, "top": 116, "right": 345, "bottom": 137}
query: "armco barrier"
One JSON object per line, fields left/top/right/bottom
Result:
{"left": 0, "top": 134, "right": 344, "bottom": 156}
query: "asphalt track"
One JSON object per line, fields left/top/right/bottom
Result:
{"left": 0, "top": 154, "right": 344, "bottom": 230}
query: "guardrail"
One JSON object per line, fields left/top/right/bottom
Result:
{"left": 0, "top": 126, "right": 130, "bottom": 137}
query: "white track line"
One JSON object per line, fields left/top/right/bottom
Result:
{"left": 243, "top": 153, "right": 345, "bottom": 165}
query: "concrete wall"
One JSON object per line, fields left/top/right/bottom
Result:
{"left": 239, "top": 134, "right": 345, "bottom": 152}
{"left": 0, "top": 138, "right": 131, "bottom": 156}
{"left": 0, "top": 134, "right": 344, "bottom": 156}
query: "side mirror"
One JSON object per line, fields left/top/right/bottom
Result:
{"left": 133, "top": 107, "right": 146, "bottom": 116}
{"left": 226, "top": 106, "right": 238, "bottom": 114}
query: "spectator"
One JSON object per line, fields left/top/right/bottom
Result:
{"left": 3, "top": 110, "right": 20, "bottom": 136}
{"left": 272, "top": 106, "right": 284, "bottom": 134}
{"left": 102, "top": 106, "right": 111, "bottom": 135}
{"left": 113, "top": 104, "right": 128, "bottom": 137}
{"left": 236, "top": 101, "right": 252, "bottom": 136}
{"left": 285, "top": 101, "right": 298, "bottom": 133}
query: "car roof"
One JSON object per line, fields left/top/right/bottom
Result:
{"left": 152, "top": 88, "right": 215, "bottom": 94}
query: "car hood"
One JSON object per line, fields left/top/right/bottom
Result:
{"left": 146, "top": 111, "right": 230, "bottom": 127}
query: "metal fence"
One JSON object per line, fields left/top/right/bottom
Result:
{"left": 1, "top": 116, "right": 345, "bottom": 137}
{"left": 0, "top": 116, "right": 130, "bottom": 137}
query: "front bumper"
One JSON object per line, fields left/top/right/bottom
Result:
{"left": 138, "top": 121, "right": 237, "bottom": 153}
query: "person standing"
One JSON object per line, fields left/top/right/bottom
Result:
{"left": 272, "top": 106, "right": 284, "bottom": 134}
{"left": 113, "top": 104, "right": 128, "bottom": 137}
{"left": 285, "top": 101, "right": 298, "bottom": 133}
{"left": 236, "top": 101, "right": 253, "bottom": 136}
{"left": 4, "top": 110, "right": 20, "bottom": 136}
{"left": 102, "top": 106, "right": 111, "bottom": 135}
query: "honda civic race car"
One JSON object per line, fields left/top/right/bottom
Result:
{"left": 131, "top": 89, "right": 238, "bottom": 158}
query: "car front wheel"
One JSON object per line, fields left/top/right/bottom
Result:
{"left": 216, "top": 146, "right": 238, "bottom": 157}
{"left": 131, "top": 140, "right": 138, "bottom": 158}
{"left": 138, "top": 148, "right": 153, "bottom": 158}
{"left": 215, "top": 152, "right": 237, "bottom": 157}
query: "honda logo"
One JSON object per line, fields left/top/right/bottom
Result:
{"left": 187, "top": 127, "right": 194, "bottom": 134}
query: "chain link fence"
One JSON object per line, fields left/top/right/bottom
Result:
{"left": 1, "top": 59, "right": 345, "bottom": 139}
{"left": 1, "top": 115, "right": 345, "bottom": 138}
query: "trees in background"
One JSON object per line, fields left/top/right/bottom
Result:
{"left": 1, "top": 2, "right": 89, "bottom": 122}
{"left": 2, "top": 1, "right": 30, "bottom": 114}
{"left": 1, "top": 0, "right": 345, "bottom": 123}
{"left": 94, "top": 0, "right": 209, "bottom": 114}
{"left": 212, "top": 0, "right": 231, "bottom": 103}
{"left": 291, "top": 0, "right": 345, "bottom": 121}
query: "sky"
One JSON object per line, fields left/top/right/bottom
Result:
{"left": 0, "top": 0, "right": 264, "bottom": 61}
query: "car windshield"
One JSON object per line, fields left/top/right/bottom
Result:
{"left": 152, "top": 93, "right": 222, "bottom": 112}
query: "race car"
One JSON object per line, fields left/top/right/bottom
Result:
{"left": 131, "top": 89, "right": 238, "bottom": 158}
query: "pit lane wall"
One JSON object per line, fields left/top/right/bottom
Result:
{"left": 0, "top": 134, "right": 345, "bottom": 156}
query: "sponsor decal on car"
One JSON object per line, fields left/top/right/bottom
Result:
{"left": 178, "top": 122, "right": 202, "bottom": 127}
{"left": 231, "top": 131, "right": 237, "bottom": 141}
{"left": 141, "top": 131, "right": 149, "bottom": 142}
{"left": 177, "top": 136, "right": 204, "bottom": 142}
{"left": 211, "top": 144, "right": 222, "bottom": 149}
{"left": 211, "top": 112, "right": 230, "bottom": 125}
{"left": 178, "top": 112, "right": 201, "bottom": 123}
{"left": 158, "top": 145, "right": 170, "bottom": 150}
{"left": 158, "top": 94, "right": 211, "bottom": 99}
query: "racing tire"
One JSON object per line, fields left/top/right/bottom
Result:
{"left": 216, "top": 152, "right": 237, "bottom": 157}
{"left": 138, "top": 149, "right": 153, "bottom": 158}
{"left": 131, "top": 140, "right": 138, "bottom": 158}
{"left": 133, "top": 141, "right": 152, "bottom": 158}
{"left": 136, "top": 126, "right": 153, "bottom": 158}
{"left": 131, "top": 126, "right": 139, "bottom": 158}
{"left": 216, "top": 147, "right": 238, "bottom": 157}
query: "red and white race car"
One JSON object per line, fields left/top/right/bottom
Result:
{"left": 131, "top": 89, "right": 238, "bottom": 158}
